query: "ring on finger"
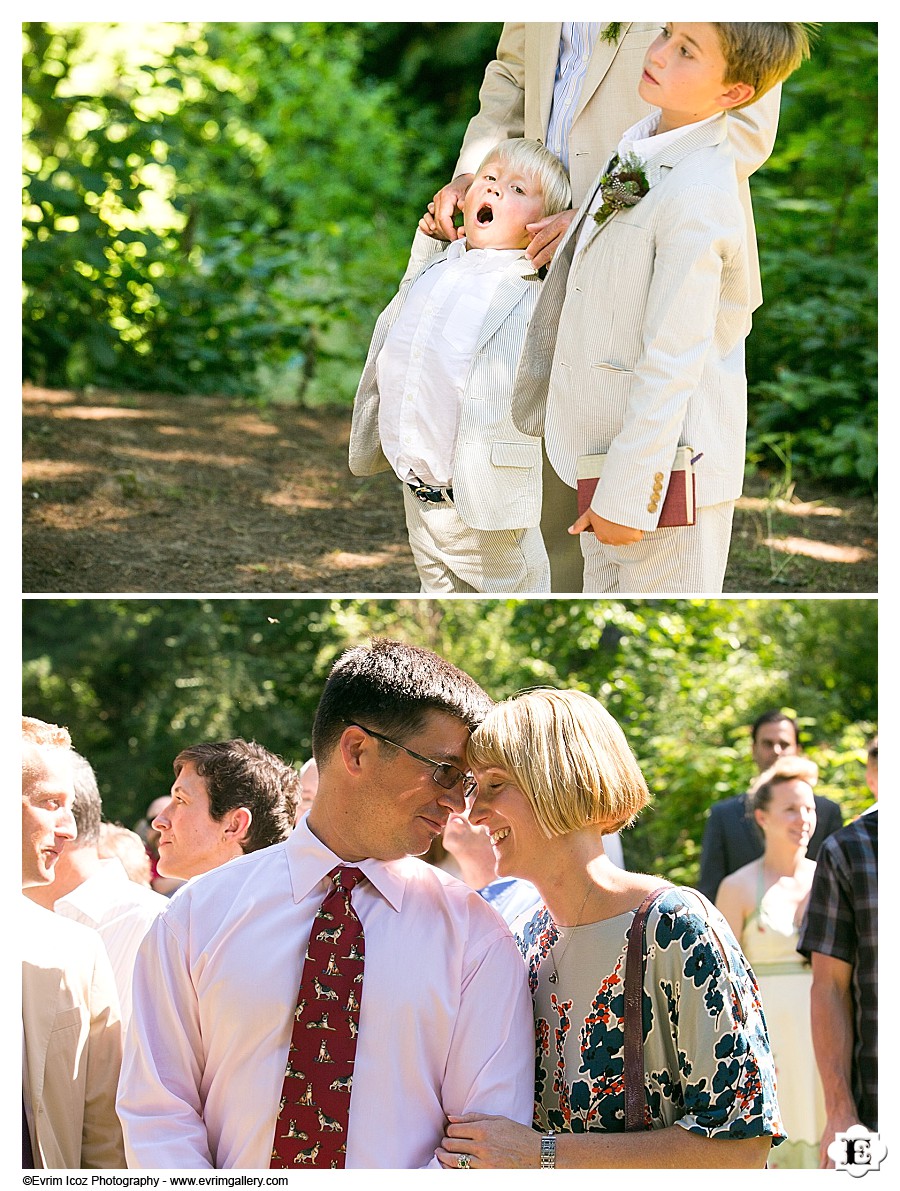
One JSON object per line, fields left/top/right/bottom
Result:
{"left": 457, "top": 1154, "right": 472, "bottom": 1169}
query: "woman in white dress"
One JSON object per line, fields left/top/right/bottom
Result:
{"left": 715, "top": 754, "right": 827, "bottom": 1167}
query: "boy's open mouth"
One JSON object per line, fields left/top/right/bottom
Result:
{"left": 476, "top": 204, "right": 494, "bottom": 225}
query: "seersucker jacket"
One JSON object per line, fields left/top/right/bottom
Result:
{"left": 350, "top": 244, "right": 546, "bottom": 532}
{"left": 512, "top": 113, "right": 752, "bottom": 531}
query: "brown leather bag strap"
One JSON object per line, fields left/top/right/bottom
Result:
{"left": 624, "top": 886, "right": 671, "bottom": 1132}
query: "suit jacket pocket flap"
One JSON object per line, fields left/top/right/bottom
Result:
{"left": 50, "top": 1005, "right": 85, "bottom": 1035}
{"left": 490, "top": 440, "right": 539, "bottom": 469}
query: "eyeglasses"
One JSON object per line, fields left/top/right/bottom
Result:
{"left": 347, "top": 722, "right": 477, "bottom": 799}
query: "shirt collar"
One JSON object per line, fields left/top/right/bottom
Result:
{"left": 447, "top": 237, "right": 532, "bottom": 274}
{"left": 618, "top": 110, "right": 720, "bottom": 166}
{"left": 286, "top": 815, "right": 409, "bottom": 912}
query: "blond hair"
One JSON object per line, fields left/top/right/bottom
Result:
{"left": 467, "top": 688, "right": 649, "bottom": 837}
{"left": 476, "top": 139, "right": 571, "bottom": 220}
{"left": 714, "top": 23, "right": 815, "bottom": 109}
{"left": 23, "top": 715, "right": 72, "bottom": 783}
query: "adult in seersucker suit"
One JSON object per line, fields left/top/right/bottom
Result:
{"left": 421, "top": 23, "right": 782, "bottom": 592}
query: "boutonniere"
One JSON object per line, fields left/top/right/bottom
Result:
{"left": 601, "top": 23, "right": 623, "bottom": 44}
{"left": 593, "top": 153, "right": 650, "bottom": 225}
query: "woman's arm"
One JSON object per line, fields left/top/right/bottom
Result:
{"left": 436, "top": 1114, "right": 771, "bottom": 1169}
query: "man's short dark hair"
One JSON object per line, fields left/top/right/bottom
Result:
{"left": 311, "top": 637, "right": 493, "bottom": 764}
{"left": 173, "top": 739, "right": 300, "bottom": 853}
{"left": 750, "top": 709, "right": 799, "bottom": 745}
{"left": 71, "top": 752, "right": 102, "bottom": 847}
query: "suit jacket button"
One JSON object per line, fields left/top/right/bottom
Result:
{"left": 654, "top": 472, "right": 664, "bottom": 481}
{"left": 647, "top": 501, "right": 658, "bottom": 513}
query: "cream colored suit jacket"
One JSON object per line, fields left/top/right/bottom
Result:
{"left": 350, "top": 247, "right": 545, "bottom": 531}
{"left": 512, "top": 115, "right": 749, "bottom": 528}
{"left": 22, "top": 898, "right": 126, "bottom": 1169}
{"left": 453, "top": 22, "right": 781, "bottom": 310}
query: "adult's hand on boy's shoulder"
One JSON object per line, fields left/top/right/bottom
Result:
{"left": 525, "top": 209, "right": 576, "bottom": 269}
{"left": 569, "top": 509, "right": 644, "bottom": 545}
{"left": 425, "top": 174, "right": 474, "bottom": 241}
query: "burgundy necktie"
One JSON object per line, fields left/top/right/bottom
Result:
{"left": 270, "top": 866, "right": 366, "bottom": 1169}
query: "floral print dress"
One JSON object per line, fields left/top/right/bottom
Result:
{"left": 515, "top": 887, "right": 786, "bottom": 1147}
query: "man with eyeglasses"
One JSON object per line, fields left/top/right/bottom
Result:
{"left": 119, "top": 638, "right": 534, "bottom": 1169}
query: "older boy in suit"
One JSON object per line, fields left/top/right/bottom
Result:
{"left": 512, "top": 23, "right": 813, "bottom": 594}
{"left": 350, "top": 139, "right": 569, "bottom": 593}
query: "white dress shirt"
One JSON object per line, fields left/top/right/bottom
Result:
{"left": 118, "top": 816, "right": 534, "bottom": 1169}
{"left": 545, "top": 22, "right": 605, "bottom": 169}
{"left": 377, "top": 239, "right": 527, "bottom": 486}
{"left": 52, "top": 858, "right": 168, "bottom": 1027}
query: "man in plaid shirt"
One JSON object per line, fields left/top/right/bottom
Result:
{"left": 798, "top": 738, "right": 878, "bottom": 1166}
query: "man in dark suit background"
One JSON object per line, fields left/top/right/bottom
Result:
{"left": 697, "top": 710, "right": 844, "bottom": 901}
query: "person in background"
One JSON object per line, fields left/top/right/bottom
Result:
{"left": 715, "top": 755, "right": 826, "bottom": 1167}
{"left": 24, "top": 750, "right": 167, "bottom": 1027}
{"left": 134, "top": 795, "right": 183, "bottom": 896}
{"left": 798, "top": 736, "right": 878, "bottom": 1167}
{"left": 441, "top": 809, "right": 540, "bottom": 926}
{"left": 150, "top": 737, "right": 300, "bottom": 881}
{"left": 22, "top": 717, "right": 125, "bottom": 1169}
{"left": 296, "top": 755, "right": 319, "bottom": 821}
{"left": 697, "top": 710, "right": 843, "bottom": 901}
{"left": 98, "top": 821, "right": 156, "bottom": 886}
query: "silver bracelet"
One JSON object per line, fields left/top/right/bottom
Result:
{"left": 540, "top": 1131, "right": 556, "bottom": 1169}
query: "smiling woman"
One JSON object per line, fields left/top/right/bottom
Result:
{"left": 714, "top": 755, "right": 826, "bottom": 1167}
{"left": 435, "top": 688, "right": 786, "bottom": 1169}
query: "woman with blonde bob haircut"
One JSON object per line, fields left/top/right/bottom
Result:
{"left": 466, "top": 688, "right": 648, "bottom": 838}
{"left": 437, "top": 688, "right": 785, "bottom": 1170}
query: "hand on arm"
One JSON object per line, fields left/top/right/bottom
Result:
{"left": 438, "top": 1115, "right": 771, "bottom": 1168}
{"left": 569, "top": 507, "right": 644, "bottom": 545}
{"left": 437, "top": 1114, "right": 539, "bottom": 1169}
{"left": 525, "top": 209, "right": 576, "bottom": 269}
{"left": 810, "top": 951, "right": 861, "bottom": 1168}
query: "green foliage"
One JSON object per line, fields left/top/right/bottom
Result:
{"left": 23, "top": 22, "right": 877, "bottom": 485}
{"left": 23, "top": 22, "right": 437, "bottom": 399}
{"left": 23, "top": 599, "right": 876, "bottom": 882}
{"left": 747, "top": 22, "right": 877, "bottom": 490}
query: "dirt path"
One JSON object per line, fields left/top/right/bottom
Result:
{"left": 23, "top": 385, "right": 876, "bottom": 595}
{"left": 23, "top": 384, "right": 417, "bottom": 593}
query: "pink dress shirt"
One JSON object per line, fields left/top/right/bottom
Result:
{"left": 118, "top": 816, "right": 534, "bottom": 1168}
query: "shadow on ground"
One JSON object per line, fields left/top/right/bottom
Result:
{"left": 23, "top": 386, "right": 876, "bottom": 595}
